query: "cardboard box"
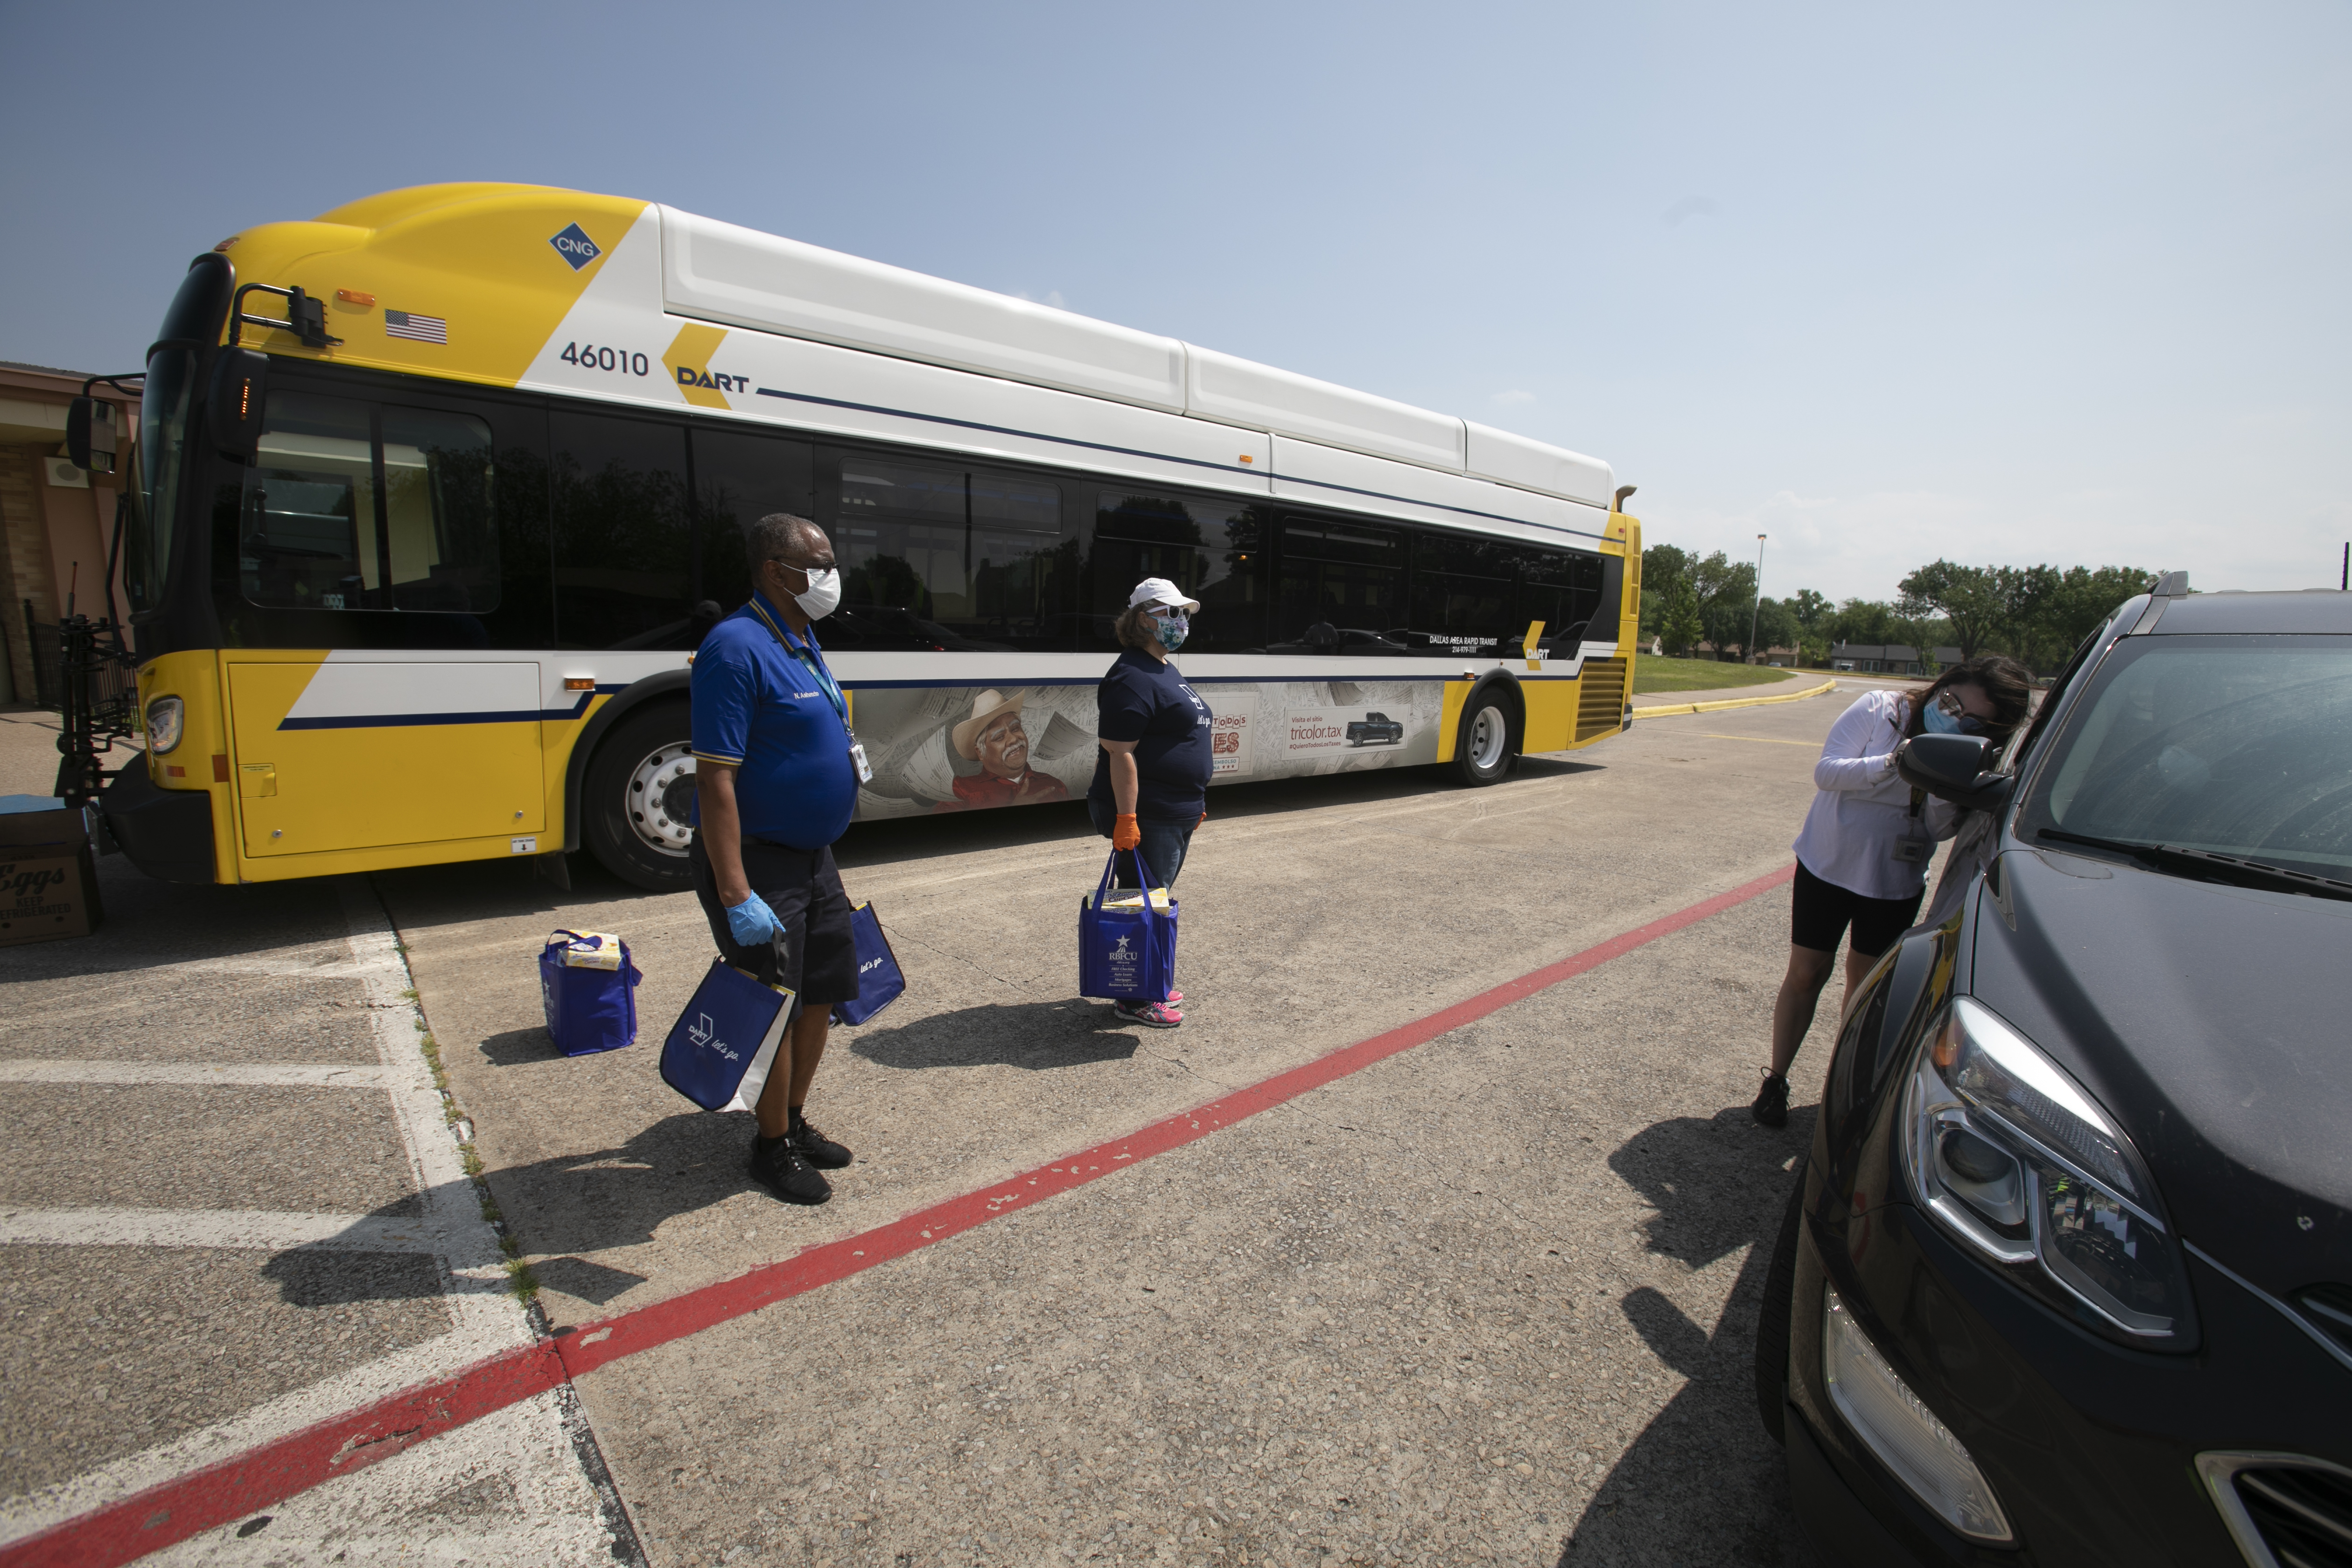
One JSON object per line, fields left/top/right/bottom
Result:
{"left": 0, "top": 798, "right": 104, "bottom": 945}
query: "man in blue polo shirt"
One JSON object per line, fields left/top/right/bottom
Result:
{"left": 691, "top": 513, "right": 863, "bottom": 1206}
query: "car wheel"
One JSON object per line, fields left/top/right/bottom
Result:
{"left": 1450, "top": 689, "right": 1515, "bottom": 786}
{"left": 582, "top": 703, "right": 697, "bottom": 892}
{"left": 1754, "top": 1165, "right": 1806, "bottom": 1445}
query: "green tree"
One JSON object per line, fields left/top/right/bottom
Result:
{"left": 1689, "top": 552, "right": 1758, "bottom": 659}
{"left": 1660, "top": 574, "right": 1704, "bottom": 656}
{"left": 1639, "top": 544, "right": 1692, "bottom": 640}
{"left": 1752, "top": 597, "right": 1800, "bottom": 659}
{"left": 1898, "top": 561, "right": 2004, "bottom": 659}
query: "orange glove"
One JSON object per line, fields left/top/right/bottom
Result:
{"left": 1112, "top": 813, "right": 1141, "bottom": 850}
{"left": 1197, "top": 810, "right": 1208, "bottom": 827}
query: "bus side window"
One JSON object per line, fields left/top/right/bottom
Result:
{"left": 1406, "top": 532, "right": 1519, "bottom": 657}
{"left": 383, "top": 406, "right": 498, "bottom": 615}
{"left": 819, "top": 455, "right": 1076, "bottom": 653}
{"left": 692, "top": 428, "right": 814, "bottom": 617}
{"left": 551, "top": 411, "right": 691, "bottom": 649}
{"left": 1271, "top": 517, "right": 1406, "bottom": 655}
{"left": 1087, "top": 492, "right": 1266, "bottom": 654}
{"left": 238, "top": 392, "right": 376, "bottom": 611}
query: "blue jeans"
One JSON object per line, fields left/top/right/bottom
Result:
{"left": 1086, "top": 798, "right": 1197, "bottom": 889}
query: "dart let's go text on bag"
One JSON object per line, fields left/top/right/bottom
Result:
{"left": 660, "top": 940, "right": 798, "bottom": 1113}
{"left": 829, "top": 901, "right": 907, "bottom": 1027}
{"left": 1077, "top": 847, "right": 1178, "bottom": 1002}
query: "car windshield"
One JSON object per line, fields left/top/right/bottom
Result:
{"left": 2018, "top": 634, "right": 2352, "bottom": 881}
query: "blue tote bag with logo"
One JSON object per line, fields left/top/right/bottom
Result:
{"left": 660, "top": 953, "right": 798, "bottom": 1113}
{"left": 538, "top": 931, "right": 642, "bottom": 1057}
{"left": 830, "top": 902, "right": 907, "bottom": 1027}
{"left": 1078, "top": 847, "right": 1179, "bottom": 1002}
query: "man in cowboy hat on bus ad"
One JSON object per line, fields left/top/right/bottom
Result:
{"left": 934, "top": 689, "right": 1071, "bottom": 812}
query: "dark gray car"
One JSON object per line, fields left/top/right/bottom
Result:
{"left": 1757, "top": 578, "right": 2352, "bottom": 1567}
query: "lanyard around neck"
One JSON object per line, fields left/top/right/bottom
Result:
{"left": 747, "top": 599, "right": 846, "bottom": 724}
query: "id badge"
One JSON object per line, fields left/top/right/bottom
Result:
{"left": 847, "top": 738, "right": 874, "bottom": 784}
{"left": 1891, "top": 836, "right": 1932, "bottom": 865}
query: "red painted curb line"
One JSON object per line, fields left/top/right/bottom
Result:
{"left": 5, "top": 864, "right": 1792, "bottom": 1568}
{"left": 0, "top": 1343, "right": 567, "bottom": 1568}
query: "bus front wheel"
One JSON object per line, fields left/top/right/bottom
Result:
{"left": 583, "top": 704, "right": 698, "bottom": 892}
{"left": 1451, "top": 690, "right": 1517, "bottom": 787}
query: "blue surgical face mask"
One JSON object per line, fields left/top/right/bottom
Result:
{"left": 1923, "top": 695, "right": 1983, "bottom": 735}
{"left": 1154, "top": 613, "right": 1190, "bottom": 651}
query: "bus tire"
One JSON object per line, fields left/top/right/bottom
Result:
{"left": 1451, "top": 688, "right": 1516, "bottom": 787}
{"left": 583, "top": 702, "right": 698, "bottom": 892}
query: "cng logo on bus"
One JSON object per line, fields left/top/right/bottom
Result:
{"left": 548, "top": 223, "right": 602, "bottom": 271}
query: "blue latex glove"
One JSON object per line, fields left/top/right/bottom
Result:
{"left": 724, "top": 892, "right": 782, "bottom": 947}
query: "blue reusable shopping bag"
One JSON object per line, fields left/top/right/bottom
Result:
{"left": 659, "top": 957, "right": 798, "bottom": 1112}
{"left": 830, "top": 902, "right": 907, "bottom": 1027}
{"left": 1077, "top": 847, "right": 1179, "bottom": 1002}
{"left": 538, "top": 931, "right": 643, "bottom": 1057}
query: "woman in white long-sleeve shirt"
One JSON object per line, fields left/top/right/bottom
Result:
{"left": 1753, "top": 656, "right": 2033, "bottom": 1127}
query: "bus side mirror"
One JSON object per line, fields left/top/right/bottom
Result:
{"left": 66, "top": 398, "right": 117, "bottom": 474}
{"left": 210, "top": 349, "right": 270, "bottom": 462}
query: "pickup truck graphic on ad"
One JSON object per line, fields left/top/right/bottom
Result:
{"left": 1344, "top": 712, "right": 1406, "bottom": 747}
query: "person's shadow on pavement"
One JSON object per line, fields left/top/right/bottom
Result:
{"left": 1558, "top": 1105, "right": 1823, "bottom": 1568}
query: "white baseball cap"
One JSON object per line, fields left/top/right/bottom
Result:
{"left": 1127, "top": 576, "right": 1201, "bottom": 613}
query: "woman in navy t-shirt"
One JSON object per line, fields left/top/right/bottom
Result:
{"left": 1088, "top": 576, "right": 1212, "bottom": 1028}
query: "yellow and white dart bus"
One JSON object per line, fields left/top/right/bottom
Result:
{"left": 93, "top": 183, "right": 1641, "bottom": 890}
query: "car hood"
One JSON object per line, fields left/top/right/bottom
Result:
{"left": 1967, "top": 845, "right": 2352, "bottom": 1299}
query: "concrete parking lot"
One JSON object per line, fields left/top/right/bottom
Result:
{"left": 2, "top": 677, "right": 1924, "bottom": 1566}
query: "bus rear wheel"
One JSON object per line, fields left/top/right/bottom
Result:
{"left": 1451, "top": 689, "right": 1517, "bottom": 787}
{"left": 583, "top": 703, "right": 698, "bottom": 892}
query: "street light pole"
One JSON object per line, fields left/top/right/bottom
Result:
{"left": 1746, "top": 533, "right": 1767, "bottom": 664}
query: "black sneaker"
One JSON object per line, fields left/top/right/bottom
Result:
{"left": 749, "top": 1133, "right": 832, "bottom": 1204}
{"left": 1752, "top": 1071, "right": 1791, "bottom": 1128}
{"left": 788, "top": 1110, "right": 852, "bottom": 1170}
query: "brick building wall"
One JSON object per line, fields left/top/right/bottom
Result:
{"left": 0, "top": 443, "right": 57, "bottom": 702}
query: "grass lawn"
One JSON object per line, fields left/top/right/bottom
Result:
{"left": 1631, "top": 657, "right": 1811, "bottom": 694}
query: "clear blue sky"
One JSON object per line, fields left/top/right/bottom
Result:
{"left": 4, "top": 1, "right": 2344, "bottom": 602}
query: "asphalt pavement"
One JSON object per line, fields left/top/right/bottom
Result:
{"left": 1, "top": 677, "right": 1926, "bottom": 1566}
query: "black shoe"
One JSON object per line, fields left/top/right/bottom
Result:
{"left": 1752, "top": 1071, "right": 1791, "bottom": 1128}
{"left": 749, "top": 1133, "right": 832, "bottom": 1204}
{"left": 788, "top": 1110, "right": 852, "bottom": 1170}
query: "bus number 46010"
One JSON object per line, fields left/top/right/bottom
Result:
{"left": 560, "top": 343, "right": 649, "bottom": 377}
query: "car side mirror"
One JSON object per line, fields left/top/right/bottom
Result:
{"left": 66, "top": 397, "right": 118, "bottom": 474}
{"left": 1897, "top": 733, "right": 2014, "bottom": 813}
{"left": 210, "top": 349, "right": 270, "bottom": 462}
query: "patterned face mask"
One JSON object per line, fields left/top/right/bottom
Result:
{"left": 1154, "top": 613, "right": 1190, "bottom": 651}
{"left": 1925, "top": 690, "right": 1985, "bottom": 735}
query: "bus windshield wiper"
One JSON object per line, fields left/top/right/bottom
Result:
{"left": 2037, "top": 828, "right": 2352, "bottom": 903}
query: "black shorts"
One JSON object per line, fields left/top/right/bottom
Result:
{"left": 689, "top": 836, "right": 860, "bottom": 1015}
{"left": 1790, "top": 859, "right": 1922, "bottom": 959}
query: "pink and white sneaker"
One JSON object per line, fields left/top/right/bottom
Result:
{"left": 1113, "top": 998, "right": 1183, "bottom": 1029}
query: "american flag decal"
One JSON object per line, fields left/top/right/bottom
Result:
{"left": 384, "top": 309, "right": 448, "bottom": 344}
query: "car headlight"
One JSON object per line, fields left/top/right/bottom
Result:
{"left": 1902, "top": 996, "right": 2199, "bottom": 1349}
{"left": 145, "top": 695, "right": 185, "bottom": 755}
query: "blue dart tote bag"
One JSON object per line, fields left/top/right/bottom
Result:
{"left": 659, "top": 958, "right": 797, "bottom": 1113}
{"left": 539, "top": 931, "right": 642, "bottom": 1057}
{"left": 830, "top": 902, "right": 907, "bottom": 1027}
{"left": 1077, "top": 847, "right": 1178, "bottom": 1002}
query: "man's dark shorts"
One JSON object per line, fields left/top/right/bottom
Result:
{"left": 689, "top": 836, "right": 859, "bottom": 1018}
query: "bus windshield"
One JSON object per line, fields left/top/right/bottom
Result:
{"left": 129, "top": 257, "right": 231, "bottom": 615}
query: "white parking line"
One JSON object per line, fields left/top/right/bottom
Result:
{"left": 0, "top": 877, "right": 630, "bottom": 1562}
{"left": 0, "top": 1206, "right": 458, "bottom": 1254}
{"left": 0, "top": 1062, "right": 389, "bottom": 1088}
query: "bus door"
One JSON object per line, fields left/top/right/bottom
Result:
{"left": 226, "top": 659, "right": 546, "bottom": 859}
{"left": 224, "top": 391, "right": 546, "bottom": 859}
